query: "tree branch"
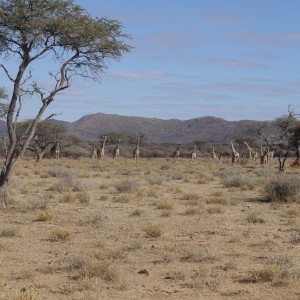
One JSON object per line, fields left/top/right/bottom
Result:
{"left": 0, "top": 64, "right": 15, "bottom": 82}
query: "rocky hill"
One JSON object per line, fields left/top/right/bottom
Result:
{"left": 67, "top": 113, "right": 264, "bottom": 144}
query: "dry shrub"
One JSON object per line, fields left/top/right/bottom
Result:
{"left": 19, "top": 183, "right": 34, "bottom": 194}
{"left": 251, "top": 265, "right": 286, "bottom": 282}
{"left": 50, "top": 171, "right": 87, "bottom": 192}
{"left": 0, "top": 241, "right": 8, "bottom": 251}
{"left": 207, "top": 205, "right": 225, "bottom": 214}
{"left": 36, "top": 211, "right": 54, "bottom": 222}
{"left": 77, "top": 191, "right": 90, "bottom": 204}
{"left": 171, "top": 171, "right": 184, "bottom": 180}
{"left": 80, "top": 261, "right": 118, "bottom": 281}
{"left": 154, "top": 196, "right": 175, "bottom": 210}
{"left": 265, "top": 174, "right": 300, "bottom": 202}
{"left": 47, "top": 165, "right": 72, "bottom": 177}
{"left": 146, "top": 187, "right": 158, "bottom": 198}
{"left": 40, "top": 172, "right": 51, "bottom": 178}
{"left": 49, "top": 228, "right": 74, "bottom": 242}
{"left": 223, "top": 173, "right": 256, "bottom": 190}
{"left": 181, "top": 192, "right": 201, "bottom": 201}
{"left": 125, "top": 239, "right": 143, "bottom": 251}
{"left": 28, "top": 198, "right": 49, "bottom": 210}
{"left": 206, "top": 197, "right": 227, "bottom": 205}
{"left": 69, "top": 251, "right": 118, "bottom": 281}
{"left": 147, "top": 175, "right": 165, "bottom": 185}
{"left": 115, "top": 179, "right": 138, "bottom": 193}
{"left": 161, "top": 163, "right": 171, "bottom": 170}
{"left": 144, "top": 224, "right": 163, "bottom": 238}
{"left": 184, "top": 207, "right": 201, "bottom": 215}
{"left": 0, "top": 227, "right": 20, "bottom": 238}
{"left": 196, "top": 173, "right": 210, "bottom": 184}
{"left": 181, "top": 246, "right": 217, "bottom": 263}
{"left": 91, "top": 248, "right": 124, "bottom": 262}
{"left": 246, "top": 212, "right": 265, "bottom": 224}
{"left": 59, "top": 193, "right": 74, "bottom": 203}
{"left": 160, "top": 210, "right": 171, "bottom": 217}
{"left": 130, "top": 209, "right": 143, "bottom": 217}
{"left": 78, "top": 213, "right": 103, "bottom": 226}
{"left": 80, "top": 172, "right": 91, "bottom": 178}
{"left": 255, "top": 167, "right": 273, "bottom": 178}
{"left": 115, "top": 194, "right": 131, "bottom": 203}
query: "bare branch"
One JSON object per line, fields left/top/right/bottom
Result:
{"left": 0, "top": 64, "right": 15, "bottom": 82}
{"left": 44, "top": 112, "right": 63, "bottom": 121}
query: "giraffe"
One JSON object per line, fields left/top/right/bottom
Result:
{"left": 113, "top": 139, "right": 121, "bottom": 163}
{"left": 260, "top": 145, "right": 269, "bottom": 165}
{"left": 211, "top": 147, "right": 218, "bottom": 161}
{"left": 244, "top": 141, "right": 258, "bottom": 161}
{"left": 268, "top": 144, "right": 276, "bottom": 164}
{"left": 97, "top": 136, "right": 107, "bottom": 162}
{"left": 190, "top": 144, "right": 197, "bottom": 162}
{"left": 230, "top": 141, "right": 240, "bottom": 165}
{"left": 91, "top": 145, "right": 97, "bottom": 159}
{"left": 133, "top": 137, "right": 140, "bottom": 166}
{"left": 50, "top": 141, "right": 60, "bottom": 161}
{"left": 173, "top": 143, "right": 182, "bottom": 162}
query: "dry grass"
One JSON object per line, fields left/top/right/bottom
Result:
{"left": 1, "top": 157, "right": 300, "bottom": 299}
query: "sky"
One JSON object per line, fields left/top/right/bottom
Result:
{"left": 3, "top": 0, "right": 300, "bottom": 122}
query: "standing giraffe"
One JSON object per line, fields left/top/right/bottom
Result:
{"left": 268, "top": 144, "right": 276, "bottom": 164}
{"left": 97, "top": 136, "right": 107, "bottom": 162}
{"left": 50, "top": 141, "right": 60, "bottom": 161}
{"left": 244, "top": 141, "right": 258, "bottom": 161}
{"left": 190, "top": 144, "right": 197, "bottom": 162}
{"left": 113, "top": 139, "right": 121, "bottom": 163}
{"left": 91, "top": 145, "right": 97, "bottom": 159}
{"left": 211, "top": 147, "right": 218, "bottom": 161}
{"left": 173, "top": 143, "right": 182, "bottom": 162}
{"left": 133, "top": 137, "right": 140, "bottom": 166}
{"left": 231, "top": 141, "right": 240, "bottom": 165}
{"left": 260, "top": 145, "right": 269, "bottom": 165}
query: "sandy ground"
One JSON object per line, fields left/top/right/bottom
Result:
{"left": 0, "top": 157, "right": 300, "bottom": 299}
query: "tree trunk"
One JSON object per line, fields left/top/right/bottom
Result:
{"left": 0, "top": 178, "right": 9, "bottom": 209}
{"left": 291, "top": 157, "right": 300, "bottom": 167}
{"left": 36, "top": 151, "right": 45, "bottom": 162}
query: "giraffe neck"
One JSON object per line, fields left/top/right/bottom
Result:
{"left": 231, "top": 142, "right": 237, "bottom": 154}
{"left": 101, "top": 137, "right": 107, "bottom": 148}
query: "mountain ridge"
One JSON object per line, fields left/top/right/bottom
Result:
{"left": 67, "top": 112, "right": 264, "bottom": 143}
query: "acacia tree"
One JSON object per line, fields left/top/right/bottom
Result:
{"left": 251, "top": 114, "right": 297, "bottom": 172}
{"left": 17, "top": 120, "right": 66, "bottom": 162}
{"left": 0, "top": 0, "right": 131, "bottom": 208}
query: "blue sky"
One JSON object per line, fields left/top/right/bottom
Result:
{"left": 3, "top": 0, "right": 300, "bottom": 122}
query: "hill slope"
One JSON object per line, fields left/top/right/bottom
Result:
{"left": 68, "top": 113, "right": 262, "bottom": 143}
